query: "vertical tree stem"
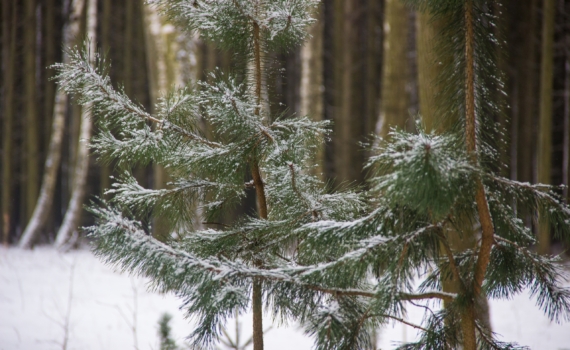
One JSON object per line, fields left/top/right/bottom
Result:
{"left": 253, "top": 22, "right": 262, "bottom": 117}
{"left": 54, "top": 0, "right": 97, "bottom": 249}
{"left": 2, "top": 0, "right": 17, "bottom": 245}
{"left": 465, "top": 0, "right": 476, "bottom": 154}
{"left": 24, "top": 0, "right": 40, "bottom": 223}
{"left": 19, "top": 0, "right": 86, "bottom": 249}
{"left": 251, "top": 19, "right": 266, "bottom": 350}
{"left": 537, "top": 0, "right": 555, "bottom": 254}
{"left": 465, "top": 1, "right": 495, "bottom": 348}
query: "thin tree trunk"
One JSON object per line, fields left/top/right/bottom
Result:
{"left": 377, "top": 0, "right": 409, "bottom": 138}
{"left": 124, "top": 0, "right": 133, "bottom": 96}
{"left": 100, "top": 0, "right": 111, "bottom": 196}
{"left": 2, "top": 0, "right": 17, "bottom": 245}
{"left": 464, "top": 2, "right": 495, "bottom": 349}
{"left": 251, "top": 21, "right": 266, "bottom": 350}
{"left": 463, "top": 5, "right": 479, "bottom": 348}
{"left": 562, "top": 20, "right": 570, "bottom": 203}
{"left": 43, "top": 0, "right": 56, "bottom": 143}
{"left": 300, "top": 5, "right": 324, "bottom": 177}
{"left": 336, "top": 0, "right": 354, "bottom": 183}
{"left": 24, "top": 0, "right": 40, "bottom": 224}
{"left": 19, "top": 0, "right": 86, "bottom": 249}
{"left": 143, "top": 1, "right": 189, "bottom": 236}
{"left": 54, "top": 0, "right": 97, "bottom": 249}
{"left": 518, "top": 0, "right": 538, "bottom": 185}
{"left": 537, "top": 0, "right": 555, "bottom": 255}
{"left": 365, "top": 0, "right": 382, "bottom": 137}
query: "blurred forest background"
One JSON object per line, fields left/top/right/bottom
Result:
{"left": 1, "top": 0, "right": 569, "bottom": 251}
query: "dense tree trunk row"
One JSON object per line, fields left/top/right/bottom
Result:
{"left": 0, "top": 0, "right": 569, "bottom": 256}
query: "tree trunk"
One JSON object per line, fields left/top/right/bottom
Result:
{"left": 19, "top": 0, "right": 86, "bottom": 249}
{"left": 537, "top": 0, "right": 556, "bottom": 255}
{"left": 416, "top": 4, "right": 492, "bottom": 345}
{"left": 300, "top": 5, "right": 324, "bottom": 177}
{"left": 100, "top": 0, "right": 112, "bottom": 196}
{"left": 143, "top": 1, "right": 189, "bottom": 237}
{"left": 124, "top": 0, "right": 133, "bottom": 96}
{"left": 335, "top": 0, "right": 355, "bottom": 183}
{"left": 518, "top": 0, "right": 538, "bottom": 185}
{"left": 43, "top": 0, "right": 56, "bottom": 145}
{"left": 54, "top": 0, "right": 97, "bottom": 249}
{"left": 377, "top": 0, "right": 409, "bottom": 138}
{"left": 251, "top": 21, "right": 266, "bottom": 350}
{"left": 24, "top": 0, "right": 39, "bottom": 224}
{"left": 562, "top": 19, "right": 570, "bottom": 203}
{"left": 2, "top": 0, "right": 17, "bottom": 245}
{"left": 416, "top": 12, "right": 450, "bottom": 132}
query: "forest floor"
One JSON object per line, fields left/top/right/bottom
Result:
{"left": 0, "top": 246, "right": 569, "bottom": 350}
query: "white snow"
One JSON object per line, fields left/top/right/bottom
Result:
{"left": 1, "top": 247, "right": 569, "bottom": 350}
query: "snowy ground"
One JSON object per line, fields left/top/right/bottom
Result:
{"left": 1, "top": 247, "right": 569, "bottom": 350}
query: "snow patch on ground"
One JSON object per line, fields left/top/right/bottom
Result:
{"left": 0, "top": 247, "right": 569, "bottom": 350}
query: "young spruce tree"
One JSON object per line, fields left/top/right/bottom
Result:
{"left": 54, "top": 0, "right": 570, "bottom": 349}
{"left": 55, "top": 1, "right": 362, "bottom": 349}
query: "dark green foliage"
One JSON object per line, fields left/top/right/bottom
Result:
{"left": 149, "top": 0, "right": 319, "bottom": 53}
{"left": 158, "top": 313, "right": 178, "bottom": 350}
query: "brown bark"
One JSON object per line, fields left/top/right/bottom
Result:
{"left": 24, "top": 0, "right": 40, "bottom": 223}
{"left": 518, "top": 0, "right": 538, "bottom": 185}
{"left": 562, "top": 27, "right": 570, "bottom": 203}
{"left": 416, "top": 12, "right": 441, "bottom": 132}
{"left": 465, "top": 1, "right": 495, "bottom": 348}
{"left": 124, "top": 0, "right": 134, "bottom": 95}
{"left": 416, "top": 13, "right": 448, "bottom": 132}
{"left": 337, "top": 0, "right": 354, "bottom": 183}
{"left": 417, "top": 3, "right": 495, "bottom": 347}
{"left": 2, "top": 0, "right": 17, "bottom": 245}
{"left": 251, "top": 19, "right": 266, "bottom": 350}
{"left": 537, "top": 0, "right": 556, "bottom": 255}
{"left": 461, "top": 5, "right": 479, "bottom": 348}
{"left": 43, "top": 0, "right": 56, "bottom": 145}
{"left": 378, "top": 0, "right": 409, "bottom": 138}
{"left": 100, "top": 0, "right": 112, "bottom": 196}
{"left": 300, "top": 5, "right": 324, "bottom": 177}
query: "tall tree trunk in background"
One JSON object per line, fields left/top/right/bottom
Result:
{"left": 416, "top": 12, "right": 447, "bottom": 132}
{"left": 416, "top": 8, "right": 490, "bottom": 332}
{"left": 55, "top": 0, "right": 97, "bottom": 249}
{"left": 300, "top": 5, "right": 324, "bottom": 177}
{"left": 334, "top": 0, "right": 354, "bottom": 184}
{"left": 19, "top": 0, "right": 86, "bottom": 249}
{"left": 24, "top": 0, "right": 40, "bottom": 224}
{"left": 143, "top": 1, "right": 180, "bottom": 237}
{"left": 562, "top": 15, "right": 570, "bottom": 203}
{"left": 365, "top": 0, "right": 382, "bottom": 137}
{"left": 2, "top": 0, "right": 17, "bottom": 245}
{"left": 124, "top": 0, "right": 133, "bottom": 96}
{"left": 377, "top": 0, "right": 409, "bottom": 138}
{"left": 100, "top": 0, "right": 112, "bottom": 196}
{"left": 518, "top": 0, "right": 538, "bottom": 185}
{"left": 494, "top": 0, "right": 510, "bottom": 178}
{"left": 537, "top": 0, "right": 555, "bottom": 255}
{"left": 43, "top": 0, "right": 56, "bottom": 143}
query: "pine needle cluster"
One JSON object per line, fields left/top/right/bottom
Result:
{"left": 52, "top": 0, "right": 570, "bottom": 349}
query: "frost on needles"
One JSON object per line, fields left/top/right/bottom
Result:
{"left": 53, "top": 0, "right": 570, "bottom": 350}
